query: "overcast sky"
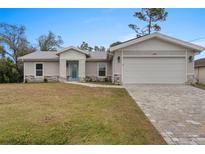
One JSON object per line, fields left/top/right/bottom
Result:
{"left": 0, "top": 8, "right": 205, "bottom": 59}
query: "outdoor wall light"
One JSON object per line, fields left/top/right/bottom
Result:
{"left": 189, "top": 56, "right": 193, "bottom": 62}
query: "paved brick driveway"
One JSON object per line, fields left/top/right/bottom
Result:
{"left": 125, "top": 84, "right": 205, "bottom": 145}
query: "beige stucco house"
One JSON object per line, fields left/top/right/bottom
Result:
{"left": 19, "top": 32, "right": 205, "bottom": 84}
{"left": 195, "top": 58, "right": 205, "bottom": 84}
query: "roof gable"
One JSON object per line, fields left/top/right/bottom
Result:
{"left": 57, "top": 46, "right": 90, "bottom": 56}
{"left": 110, "top": 32, "right": 205, "bottom": 52}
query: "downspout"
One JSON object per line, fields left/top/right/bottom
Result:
{"left": 185, "top": 49, "right": 188, "bottom": 83}
{"left": 112, "top": 51, "right": 115, "bottom": 83}
{"left": 121, "top": 49, "right": 124, "bottom": 84}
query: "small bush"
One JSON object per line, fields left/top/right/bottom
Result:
{"left": 44, "top": 78, "right": 48, "bottom": 83}
{"left": 0, "top": 58, "right": 23, "bottom": 83}
{"left": 105, "top": 77, "right": 109, "bottom": 82}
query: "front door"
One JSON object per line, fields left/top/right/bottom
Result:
{"left": 69, "top": 62, "right": 78, "bottom": 81}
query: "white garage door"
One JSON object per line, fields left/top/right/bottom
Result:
{"left": 123, "top": 57, "right": 186, "bottom": 84}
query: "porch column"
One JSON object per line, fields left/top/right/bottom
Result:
{"left": 59, "top": 59, "right": 67, "bottom": 81}
{"left": 78, "top": 59, "right": 85, "bottom": 81}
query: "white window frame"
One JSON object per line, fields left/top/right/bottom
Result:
{"left": 97, "top": 62, "right": 107, "bottom": 78}
{"left": 35, "top": 63, "right": 44, "bottom": 78}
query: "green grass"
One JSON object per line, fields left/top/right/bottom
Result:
{"left": 192, "top": 83, "right": 205, "bottom": 90}
{"left": 0, "top": 83, "right": 166, "bottom": 145}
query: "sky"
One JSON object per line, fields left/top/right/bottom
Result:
{"left": 0, "top": 8, "right": 205, "bottom": 59}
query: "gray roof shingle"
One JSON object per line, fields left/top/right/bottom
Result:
{"left": 87, "top": 52, "right": 107, "bottom": 61}
{"left": 18, "top": 50, "right": 108, "bottom": 61}
{"left": 195, "top": 58, "right": 205, "bottom": 68}
{"left": 18, "top": 51, "right": 59, "bottom": 61}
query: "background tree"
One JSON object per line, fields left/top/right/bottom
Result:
{"left": 0, "top": 23, "right": 35, "bottom": 64}
{"left": 94, "top": 46, "right": 100, "bottom": 52}
{"left": 0, "top": 45, "right": 5, "bottom": 58}
{"left": 37, "top": 31, "right": 63, "bottom": 51}
{"left": 79, "top": 42, "right": 106, "bottom": 52}
{"left": 94, "top": 46, "right": 106, "bottom": 52}
{"left": 99, "top": 46, "right": 106, "bottom": 52}
{"left": 0, "top": 58, "right": 19, "bottom": 83}
{"left": 79, "top": 42, "right": 93, "bottom": 52}
{"left": 0, "top": 23, "right": 35, "bottom": 82}
{"left": 110, "top": 41, "right": 122, "bottom": 47}
{"left": 129, "top": 8, "right": 168, "bottom": 37}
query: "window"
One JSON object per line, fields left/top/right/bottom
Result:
{"left": 98, "top": 63, "right": 106, "bottom": 77}
{"left": 36, "top": 64, "right": 43, "bottom": 76}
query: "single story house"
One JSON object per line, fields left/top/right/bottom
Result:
{"left": 195, "top": 58, "right": 205, "bottom": 84}
{"left": 19, "top": 32, "right": 205, "bottom": 84}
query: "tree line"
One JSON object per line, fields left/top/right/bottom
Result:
{"left": 0, "top": 8, "right": 167, "bottom": 83}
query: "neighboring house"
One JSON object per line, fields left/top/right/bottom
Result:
{"left": 19, "top": 32, "right": 205, "bottom": 84}
{"left": 195, "top": 58, "right": 205, "bottom": 84}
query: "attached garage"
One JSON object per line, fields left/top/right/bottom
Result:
{"left": 110, "top": 32, "right": 205, "bottom": 84}
{"left": 123, "top": 57, "right": 186, "bottom": 84}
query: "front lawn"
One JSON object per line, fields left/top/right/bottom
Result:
{"left": 192, "top": 83, "right": 205, "bottom": 90}
{"left": 0, "top": 83, "right": 165, "bottom": 144}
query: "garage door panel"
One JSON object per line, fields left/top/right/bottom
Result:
{"left": 123, "top": 57, "right": 186, "bottom": 84}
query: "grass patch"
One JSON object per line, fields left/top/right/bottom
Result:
{"left": 192, "top": 83, "right": 205, "bottom": 90}
{"left": 0, "top": 83, "right": 166, "bottom": 144}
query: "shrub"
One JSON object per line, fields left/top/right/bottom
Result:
{"left": 44, "top": 78, "right": 48, "bottom": 83}
{"left": 0, "top": 58, "right": 21, "bottom": 83}
{"left": 105, "top": 77, "right": 108, "bottom": 82}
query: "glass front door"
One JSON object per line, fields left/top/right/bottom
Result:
{"left": 69, "top": 62, "right": 78, "bottom": 81}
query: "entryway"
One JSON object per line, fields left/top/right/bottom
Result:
{"left": 67, "top": 61, "right": 79, "bottom": 81}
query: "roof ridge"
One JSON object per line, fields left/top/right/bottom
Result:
{"left": 110, "top": 32, "right": 205, "bottom": 52}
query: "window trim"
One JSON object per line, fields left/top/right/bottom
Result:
{"left": 34, "top": 63, "right": 44, "bottom": 78}
{"left": 97, "top": 62, "right": 107, "bottom": 78}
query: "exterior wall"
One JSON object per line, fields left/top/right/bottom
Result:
{"left": 187, "top": 49, "right": 195, "bottom": 83}
{"left": 24, "top": 62, "right": 35, "bottom": 76}
{"left": 79, "top": 59, "right": 86, "bottom": 81}
{"left": 59, "top": 49, "right": 86, "bottom": 82}
{"left": 85, "top": 61, "right": 112, "bottom": 81}
{"left": 59, "top": 59, "right": 66, "bottom": 81}
{"left": 195, "top": 67, "right": 205, "bottom": 84}
{"left": 24, "top": 61, "right": 59, "bottom": 82}
{"left": 107, "top": 61, "right": 112, "bottom": 77}
{"left": 44, "top": 62, "right": 59, "bottom": 76}
{"left": 112, "top": 50, "right": 122, "bottom": 84}
{"left": 86, "top": 61, "right": 98, "bottom": 76}
{"left": 112, "top": 38, "right": 196, "bottom": 84}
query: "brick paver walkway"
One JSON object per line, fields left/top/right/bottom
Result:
{"left": 125, "top": 84, "right": 205, "bottom": 145}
